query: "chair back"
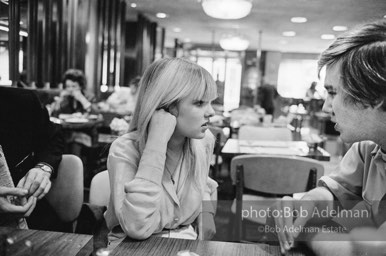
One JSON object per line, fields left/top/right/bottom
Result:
{"left": 46, "top": 154, "right": 84, "bottom": 223}
{"left": 231, "top": 155, "right": 324, "bottom": 195}
{"left": 89, "top": 170, "right": 110, "bottom": 206}
{"left": 230, "top": 155, "right": 324, "bottom": 242}
{"left": 238, "top": 126, "right": 292, "bottom": 141}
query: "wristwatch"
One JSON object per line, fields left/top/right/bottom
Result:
{"left": 35, "top": 163, "right": 53, "bottom": 175}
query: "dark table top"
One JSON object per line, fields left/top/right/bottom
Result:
{"left": 110, "top": 236, "right": 307, "bottom": 256}
{"left": 0, "top": 227, "right": 92, "bottom": 256}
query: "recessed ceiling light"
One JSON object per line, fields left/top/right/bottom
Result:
{"left": 283, "top": 31, "right": 296, "bottom": 37}
{"left": 184, "top": 38, "right": 191, "bottom": 43}
{"left": 173, "top": 27, "right": 181, "bottom": 33}
{"left": 130, "top": 3, "right": 137, "bottom": 8}
{"left": 291, "top": 17, "right": 307, "bottom": 23}
{"left": 156, "top": 13, "right": 168, "bottom": 19}
{"left": 332, "top": 25, "right": 347, "bottom": 31}
{"left": 321, "top": 34, "right": 335, "bottom": 40}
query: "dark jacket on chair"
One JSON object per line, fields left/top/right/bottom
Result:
{"left": 0, "top": 86, "right": 64, "bottom": 184}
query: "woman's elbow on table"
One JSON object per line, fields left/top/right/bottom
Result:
{"left": 118, "top": 217, "right": 157, "bottom": 240}
{"left": 116, "top": 208, "right": 160, "bottom": 240}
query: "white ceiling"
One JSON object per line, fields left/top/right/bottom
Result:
{"left": 127, "top": 0, "right": 386, "bottom": 53}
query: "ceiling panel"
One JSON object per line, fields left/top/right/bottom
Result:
{"left": 127, "top": 0, "right": 386, "bottom": 53}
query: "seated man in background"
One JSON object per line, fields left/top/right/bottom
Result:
{"left": 0, "top": 86, "right": 70, "bottom": 231}
{"left": 270, "top": 19, "right": 386, "bottom": 255}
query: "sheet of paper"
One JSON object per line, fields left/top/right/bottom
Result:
{"left": 238, "top": 140, "right": 308, "bottom": 148}
{"left": 239, "top": 146, "right": 308, "bottom": 156}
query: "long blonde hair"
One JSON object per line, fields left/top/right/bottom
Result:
{"left": 129, "top": 57, "right": 217, "bottom": 192}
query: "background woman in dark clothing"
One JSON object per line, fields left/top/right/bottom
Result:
{"left": 51, "top": 69, "right": 94, "bottom": 116}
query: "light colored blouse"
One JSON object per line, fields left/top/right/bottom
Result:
{"left": 104, "top": 130, "right": 218, "bottom": 241}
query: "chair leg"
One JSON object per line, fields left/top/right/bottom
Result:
{"left": 46, "top": 155, "right": 84, "bottom": 222}
{"left": 228, "top": 212, "right": 243, "bottom": 242}
{"left": 227, "top": 213, "right": 235, "bottom": 242}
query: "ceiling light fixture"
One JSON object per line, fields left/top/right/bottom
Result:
{"left": 202, "top": 0, "right": 252, "bottom": 19}
{"left": 332, "top": 25, "right": 347, "bottom": 31}
{"left": 290, "top": 17, "right": 307, "bottom": 23}
{"left": 282, "top": 31, "right": 296, "bottom": 37}
{"left": 321, "top": 34, "right": 335, "bottom": 40}
{"left": 173, "top": 27, "right": 182, "bottom": 33}
{"left": 219, "top": 34, "right": 249, "bottom": 51}
{"left": 156, "top": 13, "right": 168, "bottom": 19}
{"left": 130, "top": 3, "right": 137, "bottom": 8}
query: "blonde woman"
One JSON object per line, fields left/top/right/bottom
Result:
{"left": 104, "top": 58, "right": 218, "bottom": 246}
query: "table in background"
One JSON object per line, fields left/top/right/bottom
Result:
{"left": 222, "top": 139, "right": 330, "bottom": 162}
{"left": 0, "top": 227, "right": 92, "bottom": 256}
{"left": 111, "top": 236, "right": 307, "bottom": 256}
{"left": 60, "top": 118, "right": 104, "bottom": 147}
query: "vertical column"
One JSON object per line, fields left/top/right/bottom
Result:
{"left": 8, "top": 0, "right": 20, "bottom": 86}
{"left": 253, "top": 30, "right": 263, "bottom": 105}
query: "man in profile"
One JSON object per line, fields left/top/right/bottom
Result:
{"left": 270, "top": 19, "right": 386, "bottom": 255}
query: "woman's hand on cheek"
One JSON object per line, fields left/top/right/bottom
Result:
{"left": 148, "top": 109, "right": 177, "bottom": 144}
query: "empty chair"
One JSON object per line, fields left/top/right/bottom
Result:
{"left": 238, "top": 125, "right": 292, "bottom": 141}
{"left": 89, "top": 170, "right": 110, "bottom": 207}
{"left": 229, "top": 155, "right": 324, "bottom": 242}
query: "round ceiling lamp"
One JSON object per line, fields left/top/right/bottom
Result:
{"left": 202, "top": 0, "right": 252, "bottom": 20}
{"left": 220, "top": 34, "right": 249, "bottom": 51}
